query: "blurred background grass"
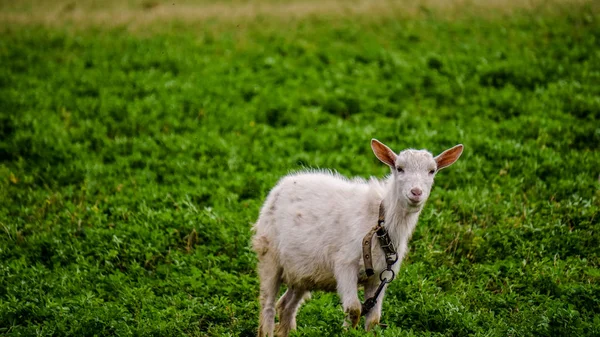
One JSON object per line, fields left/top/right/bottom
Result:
{"left": 1, "top": 0, "right": 597, "bottom": 30}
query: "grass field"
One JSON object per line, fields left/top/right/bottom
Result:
{"left": 1, "top": 0, "right": 599, "bottom": 336}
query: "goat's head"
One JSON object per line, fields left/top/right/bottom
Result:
{"left": 371, "top": 139, "right": 463, "bottom": 211}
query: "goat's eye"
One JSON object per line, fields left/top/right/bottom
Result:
{"left": 397, "top": 167, "right": 404, "bottom": 173}
{"left": 429, "top": 169, "right": 435, "bottom": 175}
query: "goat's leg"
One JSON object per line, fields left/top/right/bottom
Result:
{"left": 334, "top": 264, "right": 361, "bottom": 328}
{"left": 363, "top": 279, "right": 387, "bottom": 331}
{"left": 276, "top": 287, "right": 310, "bottom": 337}
{"left": 257, "top": 252, "right": 282, "bottom": 337}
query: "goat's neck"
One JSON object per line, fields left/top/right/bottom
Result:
{"left": 381, "top": 187, "right": 422, "bottom": 248}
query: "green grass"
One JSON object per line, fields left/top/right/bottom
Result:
{"left": 1, "top": 2, "right": 600, "bottom": 336}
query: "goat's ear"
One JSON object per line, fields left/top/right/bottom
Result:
{"left": 434, "top": 144, "right": 464, "bottom": 171}
{"left": 371, "top": 139, "right": 397, "bottom": 168}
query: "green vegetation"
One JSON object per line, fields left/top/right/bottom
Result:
{"left": 1, "top": 1, "right": 599, "bottom": 335}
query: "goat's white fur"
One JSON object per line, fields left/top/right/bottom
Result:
{"left": 252, "top": 139, "right": 463, "bottom": 336}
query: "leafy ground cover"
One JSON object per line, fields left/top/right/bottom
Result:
{"left": 1, "top": 1, "right": 599, "bottom": 336}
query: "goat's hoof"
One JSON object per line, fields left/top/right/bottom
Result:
{"left": 347, "top": 306, "right": 361, "bottom": 328}
{"left": 365, "top": 319, "right": 379, "bottom": 331}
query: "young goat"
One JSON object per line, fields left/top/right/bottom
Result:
{"left": 252, "top": 139, "right": 463, "bottom": 336}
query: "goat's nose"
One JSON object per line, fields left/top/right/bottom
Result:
{"left": 411, "top": 188, "right": 422, "bottom": 196}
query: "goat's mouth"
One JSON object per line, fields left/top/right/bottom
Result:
{"left": 407, "top": 196, "right": 423, "bottom": 206}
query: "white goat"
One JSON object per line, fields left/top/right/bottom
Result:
{"left": 252, "top": 139, "right": 463, "bottom": 336}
